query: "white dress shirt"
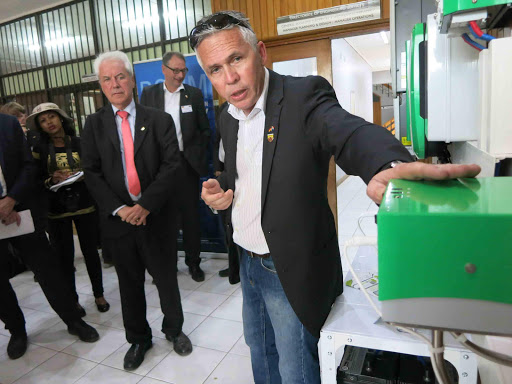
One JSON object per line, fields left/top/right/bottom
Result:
{"left": 111, "top": 100, "right": 140, "bottom": 215}
{"left": 0, "top": 164, "right": 7, "bottom": 198}
{"left": 228, "top": 68, "right": 270, "bottom": 254}
{"left": 163, "top": 82, "right": 185, "bottom": 152}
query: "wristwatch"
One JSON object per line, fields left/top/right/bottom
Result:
{"left": 380, "top": 160, "right": 404, "bottom": 172}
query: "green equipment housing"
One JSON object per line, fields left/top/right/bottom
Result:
{"left": 377, "top": 177, "right": 512, "bottom": 335}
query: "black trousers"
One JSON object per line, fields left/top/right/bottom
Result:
{"left": 177, "top": 157, "right": 201, "bottom": 267}
{"left": 48, "top": 211, "right": 104, "bottom": 300}
{"left": 0, "top": 229, "right": 81, "bottom": 335}
{"left": 104, "top": 224, "right": 183, "bottom": 344}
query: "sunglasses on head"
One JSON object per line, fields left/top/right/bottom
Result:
{"left": 189, "top": 13, "right": 251, "bottom": 50}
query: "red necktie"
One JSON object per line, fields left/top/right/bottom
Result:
{"left": 117, "top": 110, "right": 141, "bottom": 196}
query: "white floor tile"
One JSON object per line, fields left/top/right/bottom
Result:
{"left": 189, "top": 317, "right": 243, "bottom": 353}
{"left": 18, "top": 292, "right": 54, "bottom": 313}
{"left": 199, "top": 259, "right": 229, "bottom": 274}
{"left": 11, "top": 283, "right": 42, "bottom": 301}
{"left": 24, "top": 311, "right": 61, "bottom": 337}
{"left": 83, "top": 297, "right": 123, "bottom": 326}
{"left": 101, "top": 337, "right": 172, "bottom": 376}
{"left": 210, "top": 295, "right": 243, "bottom": 322}
{"left": 181, "top": 291, "right": 228, "bottom": 316}
{"left": 149, "top": 311, "right": 205, "bottom": 340}
{"left": 137, "top": 378, "right": 169, "bottom": 384}
{"left": 231, "top": 287, "right": 243, "bottom": 297}
{"left": 0, "top": 334, "right": 10, "bottom": 351}
{"left": 13, "top": 352, "right": 96, "bottom": 384}
{"left": 29, "top": 320, "right": 78, "bottom": 351}
{"left": 196, "top": 274, "right": 239, "bottom": 295}
{"left": 0, "top": 345, "right": 57, "bottom": 384}
{"left": 75, "top": 363, "right": 143, "bottom": 384}
{"left": 230, "top": 336, "right": 250, "bottom": 357}
{"left": 145, "top": 290, "right": 161, "bottom": 308}
{"left": 176, "top": 273, "right": 206, "bottom": 291}
{"left": 147, "top": 346, "right": 225, "bottom": 384}
{"left": 62, "top": 324, "right": 126, "bottom": 363}
{"left": 204, "top": 353, "right": 253, "bottom": 384}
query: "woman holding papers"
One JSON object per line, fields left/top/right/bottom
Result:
{"left": 27, "top": 103, "right": 109, "bottom": 316}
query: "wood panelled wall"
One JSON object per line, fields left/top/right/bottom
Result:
{"left": 211, "top": 0, "right": 390, "bottom": 41}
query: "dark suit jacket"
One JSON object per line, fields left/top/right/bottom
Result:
{"left": 81, "top": 103, "right": 182, "bottom": 239}
{"left": 140, "top": 83, "right": 211, "bottom": 176}
{"left": 217, "top": 70, "right": 414, "bottom": 338}
{"left": 0, "top": 113, "right": 47, "bottom": 227}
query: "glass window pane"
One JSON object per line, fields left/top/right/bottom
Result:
{"left": 163, "top": 0, "right": 211, "bottom": 41}
{"left": 0, "top": 17, "right": 41, "bottom": 75}
{"left": 95, "top": 0, "right": 160, "bottom": 51}
{"left": 41, "top": 1, "right": 95, "bottom": 65}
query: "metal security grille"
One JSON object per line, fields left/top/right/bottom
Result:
{"left": 0, "top": 0, "right": 211, "bottom": 134}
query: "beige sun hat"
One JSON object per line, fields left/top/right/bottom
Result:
{"left": 26, "top": 102, "right": 74, "bottom": 131}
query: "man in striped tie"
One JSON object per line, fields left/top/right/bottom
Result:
{"left": 81, "top": 51, "right": 193, "bottom": 371}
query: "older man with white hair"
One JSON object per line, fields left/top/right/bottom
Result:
{"left": 81, "top": 50, "right": 192, "bottom": 371}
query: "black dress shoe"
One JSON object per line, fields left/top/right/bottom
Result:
{"left": 67, "top": 320, "right": 100, "bottom": 342}
{"left": 7, "top": 332, "right": 27, "bottom": 359}
{"left": 166, "top": 331, "right": 192, "bottom": 356}
{"left": 189, "top": 265, "right": 205, "bottom": 282}
{"left": 76, "top": 303, "right": 86, "bottom": 318}
{"left": 95, "top": 298, "right": 110, "bottom": 313}
{"left": 218, "top": 268, "right": 230, "bottom": 278}
{"left": 123, "top": 341, "right": 152, "bottom": 370}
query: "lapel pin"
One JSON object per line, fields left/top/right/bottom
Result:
{"left": 267, "top": 133, "right": 274, "bottom": 143}
{"left": 185, "top": 95, "right": 189, "bottom": 99}
{"left": 268, "top": 126, "right": 275, "bottom": 133}
{"left": 141, "top": 127, "right": 146, "bottom": 131}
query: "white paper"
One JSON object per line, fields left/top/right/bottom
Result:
{"left": 49, "top": 171, "right": 84, "bottom": 192}
{"left": 0, "top": 210, "right": 35, "bottom": 240}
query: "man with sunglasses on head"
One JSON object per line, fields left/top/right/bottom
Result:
{"left": 191, "top": 11, "right": 481, "bottom": 384}
{"left": 140, "top": 52, "right": 210, "bottom": 282}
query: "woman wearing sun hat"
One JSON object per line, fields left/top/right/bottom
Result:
{"left": 27, "top": 102, "right": 110, "bottom": 315}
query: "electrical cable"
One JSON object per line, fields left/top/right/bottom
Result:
{"left": 461, "top": 33, "right": 486, "bottom": 51}
{"left": 451, "top": 332, "right": 512, "bottom": 367}
{"left": 356, "top": 212, "right": 377, "bottom": 237}
{"left": 469, "top": 21, "right": 495, "bottom": 41}
{"left": 342, "top": 237, "right": 449, "bottom": 384}
{"left": 433, "top": 331, "right": 454, "bottom": 384}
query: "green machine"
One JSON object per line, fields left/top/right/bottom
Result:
{"left": 439, "top": 0, "right": 512, "bottom": 33}
{"left": 377, "top": 177, "right": 512, "bottom": 335}
{"left": 406, "top": 24, "right": 427, "bottom": 159}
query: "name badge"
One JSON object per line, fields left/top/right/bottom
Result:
{"left": 181, "top": 105, "right": 193, "bottom": 113}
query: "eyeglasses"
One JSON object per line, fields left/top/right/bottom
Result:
{"left": 163, "top": 64, "right": 188, "bottom": 75}
{"left": 189, "top": 13, "right": 252, "bottom": 50}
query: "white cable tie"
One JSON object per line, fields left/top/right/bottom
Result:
{"left": 429, "top": 345, "right": 445, "bottom": 354}
{"left": 454, "top": 333, "right": 468, "bottom": 343}
{"left": 346, "top": 236, "right": 378, "bottom": 247}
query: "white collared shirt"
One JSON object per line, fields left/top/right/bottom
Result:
{"left": 0, "top": 164, "right": 7, "bottom": 198}
{"left": 111, "top": 99, "right": 140, "bottom": 203}
{"left": 228, "top": 68, "right": 270, "bottom": 254}
{"left": 163, "top": 82, "right": 185, "bottom": 151}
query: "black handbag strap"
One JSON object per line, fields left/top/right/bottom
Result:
{"left": 48, "top": 136, "right": 76, "bottom": 173}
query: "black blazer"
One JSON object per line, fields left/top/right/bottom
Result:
{"left": 81, "top": 103, "right": 182, "bottom": 239}
{"left": 0, "top": 114, "right": 47, "bottom": 227}
{"left": 140, "top": 83, "right": 211, "bottom": 176}
{"left": 217, "top": 70, "right": 414, "bottom": 337}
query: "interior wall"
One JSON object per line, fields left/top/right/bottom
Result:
{"left": 211, "top": 0, "right": 390, "bottom": 41}
{"left": 331, "top": 37, "right": 373, "bottom": 180}
{"left": 331, "top": 38, "right": 373, "bottom": 122}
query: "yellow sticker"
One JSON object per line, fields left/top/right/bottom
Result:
{"left": 401, "top": 137, "right": 411, "bottom": 146}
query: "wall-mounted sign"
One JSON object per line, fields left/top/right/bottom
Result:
{"left": 276, "top": 0, "right": 380, "bottom": 36}
{"left": 81, "top": 74, "right": 98, "bottom": 83}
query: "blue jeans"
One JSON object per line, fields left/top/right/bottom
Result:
{"left": 239, "top": 248, "right": 320, "bottom": 384}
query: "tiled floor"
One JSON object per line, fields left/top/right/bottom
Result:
{"left": 0, "top": 176, "right": 376, "bottom": 384}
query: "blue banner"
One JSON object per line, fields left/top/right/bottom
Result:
{"left": 133, "top": 55, "right": 226, "bottom": 254}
